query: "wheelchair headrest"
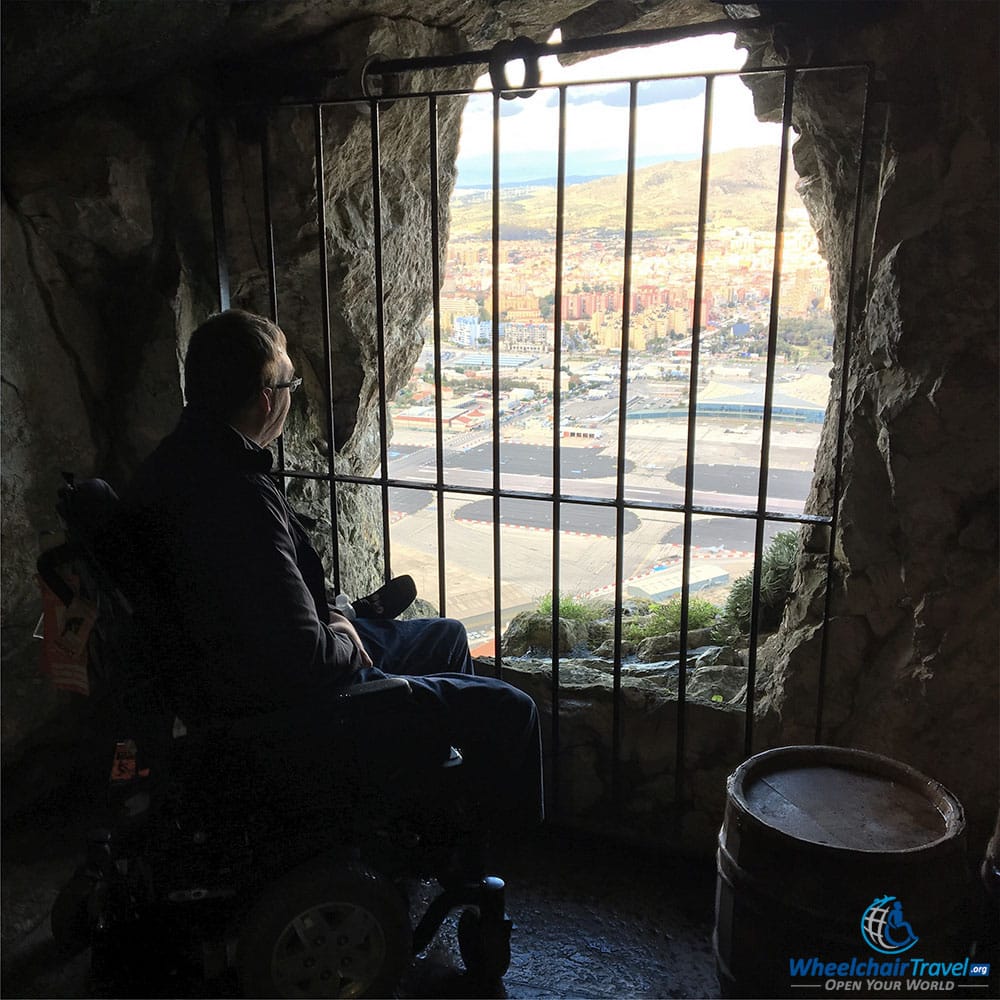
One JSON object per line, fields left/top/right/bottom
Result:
{"left": 55, "top": 476, "right": 136, "bottom": 596}
{"left": 57, "top": 476, "right": 121, "bottom": 537}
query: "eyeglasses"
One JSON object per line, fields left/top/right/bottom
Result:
{"left": 273, "top": 376, "right": 302, "bottom": 394}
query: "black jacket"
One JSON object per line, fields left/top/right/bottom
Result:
{"left": 127, "top": 407, "right": 361, "bottom": 724}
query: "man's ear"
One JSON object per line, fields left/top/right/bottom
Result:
{"left": 259, "top": 386, "right": 274, "bottom": 416}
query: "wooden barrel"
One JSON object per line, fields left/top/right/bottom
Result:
{"left": 714, "top": 746, "right": 973, "bottom": 998}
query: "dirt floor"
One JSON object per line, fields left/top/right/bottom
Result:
{"left": 1, "top": 797, "right": 721, "bottom": 1000}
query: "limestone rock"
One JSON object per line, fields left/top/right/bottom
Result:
{"left": 500, "top": 655, "right": 746, "bottom": 854}
{"left": 636, "top": 627, "right": 716, "bottom": 662}
{"left": 501, "top": 612, "right": 590, "bottom": 657}
{"left": 594, "top": 638, "right": 638, "bottom": 659}
{"left": 739, "top": 0, "right": 998, "bottom": 849}
{"left": 1, "top": 0, "right": 997, "bottom": 857}
{"left": 686, "top": 665, "right": 749, "bottom": 704}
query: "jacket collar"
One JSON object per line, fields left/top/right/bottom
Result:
{"left": 178, "top": 405, "right": 274, "bottom": 474}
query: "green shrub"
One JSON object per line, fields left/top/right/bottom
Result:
{"left": 714, "top": 529, "right": 799, "bottom": 645}
{"left": 622, "top": 596, "right": 717, "bottom": 642}
{"left": 536, "top": 592, "right": 602, "bottom": 622}
{"left": 714, "top": 575, "right": 754, "bottom": 647}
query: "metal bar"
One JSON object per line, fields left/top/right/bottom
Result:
{"left": 213, "top": 58, "right": 868, "bottom": 847}
{"left": 491, "top": 90, "right": 503, "bottom": 675}
{"left": 258, "top": 113, "right": 287, "bottom": 482}
{"left": 610, "top": 80, "right": 639, "bottom": 807}
{"left": 259, "top": 63, "right": 873, "bottom": 111}
{"left": 369, "top": 99, "right": 393, "bottom": 583}
{"left": 270, "top": 468, "right": 832, "bottom": 522}
{"left": 744, "top": 70, "right": 795, "bottom": 758}
{"left": 312, "top": 104, "right": 342, "bottom": 594}
{"left": 549, "top": 84, "right": 568, "bottom": 813}
{"left": 206, "top": 114, "right": 231, "bottom": 312}
{"left": 674, "top": 75, "right": 714, "bottom": 810}
{"left": 428, "top": 95, "right": 448, "bottom": 617}
{"left": 370, "top": 19, "right": 765, "bottom": 76}
{"left": 815, "top": 68, "right": 873, "bottom": 741}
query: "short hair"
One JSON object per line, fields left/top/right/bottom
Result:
{"left": 184, "top": 310, "right": 286, "bottom": 418}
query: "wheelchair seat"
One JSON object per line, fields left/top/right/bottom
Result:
{"left": 44, "top": 476, "right": 514, "bottom": 997}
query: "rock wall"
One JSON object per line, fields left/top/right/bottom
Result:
{"left": 2, "top": 80, "right": 215, "bottom": 770}
{"left": 204, "top": 16, "right": 473, "bottom": 595}
{"left": 741, "top": 1, "right": 999, "bottom": 851}
{"left": 2, "top": 1, "right": 996, "bottom": 854}
{"left": 0, "top": 14, "right": 474, "bottom": 785}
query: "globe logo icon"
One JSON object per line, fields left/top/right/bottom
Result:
{"left": 860, "top": 895, "right": 919, "bottom": 954}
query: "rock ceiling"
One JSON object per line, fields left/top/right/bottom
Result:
{"left": 3, "top": 0, "right": 740, "bottom": 118}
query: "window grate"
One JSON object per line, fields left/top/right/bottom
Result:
{"left": 207, "top": 47, "right": 873, "bottom": 829}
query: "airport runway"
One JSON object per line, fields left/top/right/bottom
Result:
{"left": 387, "top": 443, "right": 811, "bottom": 518}
{"left": 454, "top": 496, "right": 642, "bottom": 536}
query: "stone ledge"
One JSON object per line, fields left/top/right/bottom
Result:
{"left": 478, "top": 654, "right": 748, "bottom": 855}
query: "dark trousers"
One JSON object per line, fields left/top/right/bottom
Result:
{"left": 353, "top": 617, "right": 544, "bottom": 830}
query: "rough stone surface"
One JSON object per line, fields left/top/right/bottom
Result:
{"left": 2, "top": 806, "right": 724, "bottom": 999}
{"left": 501, "top": 611, "right": 591, "bottom": 657}
{"left": 2, "top": 1, "right": 724, "bottom": 119}
{"left": 1, "top": 0, "right": 997, "bottom": 861}
{"left": 740, "top": 0, "right": 999, "bottom": 851}
{"left": 637, "top": 627, "right": 717, "bottom": 662}
{"left": 0, "top": 0, "right": 724, "bottom": 792}
{"left": 494, "top": 656, "right": 746, "bottom": 855}
{"left": 686, "top": 664, "right": 749, "bottom": 704}
{"left": 208, "top": 15, "right": 477, "bottom": 598}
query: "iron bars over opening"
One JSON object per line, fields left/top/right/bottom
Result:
{"left": 206, "top": 49, "right": 872, "bottom": 843}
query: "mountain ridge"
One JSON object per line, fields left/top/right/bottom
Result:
{"left": 449, "top": 146, "right": 805, "bottom": 237}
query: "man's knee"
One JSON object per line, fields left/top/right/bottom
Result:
{"left": 437, "top": 617, "right": 474, "bottom": 673}
{"left": 490, "top": 678, "right": 540, "bottom": 738}
{"left": 441, "top": 617, "right": 468, "bottom": 645}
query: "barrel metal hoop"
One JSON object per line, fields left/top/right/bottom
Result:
{"left": 726, "top": 745, "right": 966, "bottom": 859}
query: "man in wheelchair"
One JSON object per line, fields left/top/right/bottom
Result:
{"left": 50, "top": 309, "right": 544, "bottom": 997}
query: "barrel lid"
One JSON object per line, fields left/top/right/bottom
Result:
{"left": 729, "top": 745, "right": 965, "bottom": 853}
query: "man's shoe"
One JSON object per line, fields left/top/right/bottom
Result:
{"left": 352, "top": 575, "right": 417, "bottom": 620}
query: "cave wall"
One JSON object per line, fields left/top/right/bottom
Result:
{"left": 0, "top": 1, "right": 725, "bottom": 786}
{"left": 0, "top": 11, "right": 480, "bottom": 778}
{"left": 199, "top": 16, "right": 475, "bottom": 593}
{"left": 2, "top": 78, "right": 216, "bottom": 766}
{"left": 1, "top": 1, "right": 996, "bottom": 851}
{"left": 742, "top": 1, "right": 999, "bottom": 850}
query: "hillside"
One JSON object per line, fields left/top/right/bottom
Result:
{"left": 449, "top": 146, "right": 805, "bottom": 238}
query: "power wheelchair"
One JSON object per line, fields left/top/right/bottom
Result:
{"left": 41, "top": 476, "right": 513, "bottom": 997}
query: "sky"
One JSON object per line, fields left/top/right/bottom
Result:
{"left": 455, "top": 33, "right": 784, "bottom": 187}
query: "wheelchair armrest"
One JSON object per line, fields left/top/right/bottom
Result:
{"left": 218, "top": 677, "right": 413, "bottom": 741}
{"left": 331, "top": 676, "right": 414, "bottom": 721}
{"left": 336, "top": 676, "right": 411, "bottom": 701}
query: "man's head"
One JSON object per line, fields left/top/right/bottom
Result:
{"left": 184, "top": 309, "right": 296, "bottom": 446}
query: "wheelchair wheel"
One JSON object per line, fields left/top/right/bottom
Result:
{"left": 237, "top": 858, "right": 411, "bottom": 999}
{"left": 457, "top": 907, "right": 511, "bottom": 980}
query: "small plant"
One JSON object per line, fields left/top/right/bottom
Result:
{"left": 714, "top": 575, "right": 754, "bottom": 647}
{"left": 537, "top": 592, "right": 602, "bottom": 622}
{"left": 622, "top": 596, "right": 717, "bottom": 642}
{"left": 714, "top": 529, "right": 799, "bottom": 645}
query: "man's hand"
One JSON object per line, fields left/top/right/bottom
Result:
{"left": 328, "top": 610, "right": 373, "bottom": 669}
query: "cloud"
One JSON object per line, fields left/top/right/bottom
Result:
{"left": 542, "top": 75, "right": 705, "bottom": 109}
{"left": 456, "top": 35, "right": 780, "bottom": 183}
{"left": 561, "top": 77, "right": 706, "bottom": 107}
